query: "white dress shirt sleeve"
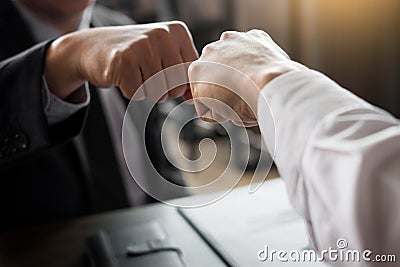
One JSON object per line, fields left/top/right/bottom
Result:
{"left": 42, "top": 76, "right": 90, "bottom": 125}
{"left": 258, "top": 69, "right": 400, "bottom": 265}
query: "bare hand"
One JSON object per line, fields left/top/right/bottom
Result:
{"left": 188, "top": 30, "right": 305, "bottom": 126}
{"left": 45, "top": 21, "right": 198, "bottom": 101}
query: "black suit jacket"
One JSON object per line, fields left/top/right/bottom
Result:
{"left": 0, "top": 1, "right": 184, "bottom": 231}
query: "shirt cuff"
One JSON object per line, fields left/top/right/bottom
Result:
{"left": 258, "top": 70, "right": 367, "bottom": 169}
{"left": 257, "top": 69, "right": 371, "bottom": 205}
{"left": 42, "top": 76, "right": 90, "bottom": 125}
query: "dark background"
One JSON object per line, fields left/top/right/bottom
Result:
{"left": 99, "top": 0, "right": 400, "bottom": 117}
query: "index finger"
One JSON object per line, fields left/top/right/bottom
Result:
{"left": 167, "top": 21, "right": 199, "bottom": 62}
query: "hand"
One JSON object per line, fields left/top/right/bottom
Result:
{"left": 188, "top": 29, "right": 305, "bottom": 126}
{"left": 45, "top": 21, "right": 198, "bottom": 101}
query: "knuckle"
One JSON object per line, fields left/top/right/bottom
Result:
{"left": 111, "top": 46, "right": 137, "bottom": 66}
{"left": 135, "top": 36, "right": 151, "bottom": 50}
{"left": 248, "top": 29, "right": 270, "bottom": 38}
{"left": 105, "top": 49, "right": 122, "bottom": 82}
{"left": 168, "top": 86, "right": 186, "bottom": 98}
{"left": 220, "top": 31, "right": 237, "bottom": 40}
{"left": 188, "top": 61, "right": 201, "bottom": 77}
{"left": 128, "top": 37, "right": 152, "bottom": 57}
{"left": 201, "top": 43, "right": 216, "bottom": 54}
{"left": 149, "top": 27, "right": 170, "bottom": 40}
{"left": 168, "top": 21, "right": 190, "bottom": 37}
{"left": 168, "top": 20, "right": 188, "bottom": 32}
{"left": 110, "top": 49, "right": 123, "bottom": 65}
{"left": 107, "top": 48, "right": 141, "bottom": 84}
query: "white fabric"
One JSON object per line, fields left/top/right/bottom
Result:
{"left": 258, "top": 69, "right": 400, "bottom": 265}
{"left": 42, "top": 78, "right": 90, "bottom": 125}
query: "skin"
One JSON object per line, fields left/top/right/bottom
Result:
{"left": 45, "top": 22, "right": 198, "bottom": 101}
{"left": 17, "top": 0, "right": 199, "bottom": 101}
{"left": 188, "top": 29, "right": 306, "bottom": 126}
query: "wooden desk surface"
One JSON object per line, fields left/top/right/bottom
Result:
{"left": 0, "top": 204, "right": 225, "bottom": 267}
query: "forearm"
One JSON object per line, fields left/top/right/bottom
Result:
{"left": 186, "top": 27, "right": 400, "bottom": 263}
{"left": 258, "top": 70, "right": 369, "bottom": 191}
{"left": 258, "top": 70, "right": 400, "bottom": 262}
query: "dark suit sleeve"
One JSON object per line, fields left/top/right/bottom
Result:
{"left": 0, "top": 41, "right": 87, "bottom": 166}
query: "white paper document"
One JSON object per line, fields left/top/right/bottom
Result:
{"left": 177, "top": 179, "right": 329, "bottom": 266}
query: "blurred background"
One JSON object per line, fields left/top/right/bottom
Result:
{"left": 99, "top": 0, "right": 400, "bottom": 193}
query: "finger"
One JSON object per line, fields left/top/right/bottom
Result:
{"left": 138, "top": 47, "right": 168, "bottom": 102}
{"left": 168, "top": 21, "right": 199, "bottom": 63}
{"left": 220, "top": 30, "right": 241, "bottom": 40}
{"left": 140, "top": 64, "right": 169, "bottom": 102}
{"left": 164, "top": 65, "right": 188, "bottom": 98}
{"left": 182, "top": 88, "right": 193, "bottom": 103}
{"left": 195, "top": 102, "right": 228, "bottom": 123}
{"left": 112, "top": 53, "right": 143, "bottom": 99}
{"left": 192, "top": 84, "right": 210, "bottom": 120}
{"left": 159, "top": 40, "right": 188, "bottom": 99}
{"left": 232, "top": 120, "right": 258, "bottom": 127}
{"left": 201, "top": 110, "right": 218, "bottom": 123}
{"left": 158, "top": 93, "right": 168, "bottom": 102}
{"left": 147, "top": 27, "right": 188, "bottom": 99}
{"left": 137, "top": 37, "right": 162, "bottom": 81}
{"left": 212, "top": 111, "right": 228, "bottom": 123}
{"left": 119, "top": 66, "right": 143, "bottom": 99}
{"left": 193, "top": 82, "right": 253, "bottom": 125}
{"left": 246, "top": 29, "right": 271, "bottom": 39}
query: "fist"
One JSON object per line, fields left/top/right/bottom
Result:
{"left": 45, "top": 21, "right": 198, "bottom": 101}
{"left": 188, "top": 29, "right": 305, "bottom": 126}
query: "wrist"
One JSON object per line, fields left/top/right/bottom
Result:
{"left": 44, "top": 35, "right": 85, "bottom": 100}
{"left": 256, "top": 61, "right": 306, "bottom": 90}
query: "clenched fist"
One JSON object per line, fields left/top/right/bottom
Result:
{"left": 45, "top": 21, "right": 198, "bottom": 101}
{"left": 188, "top": 29, "right": 305, "bottom": 126}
